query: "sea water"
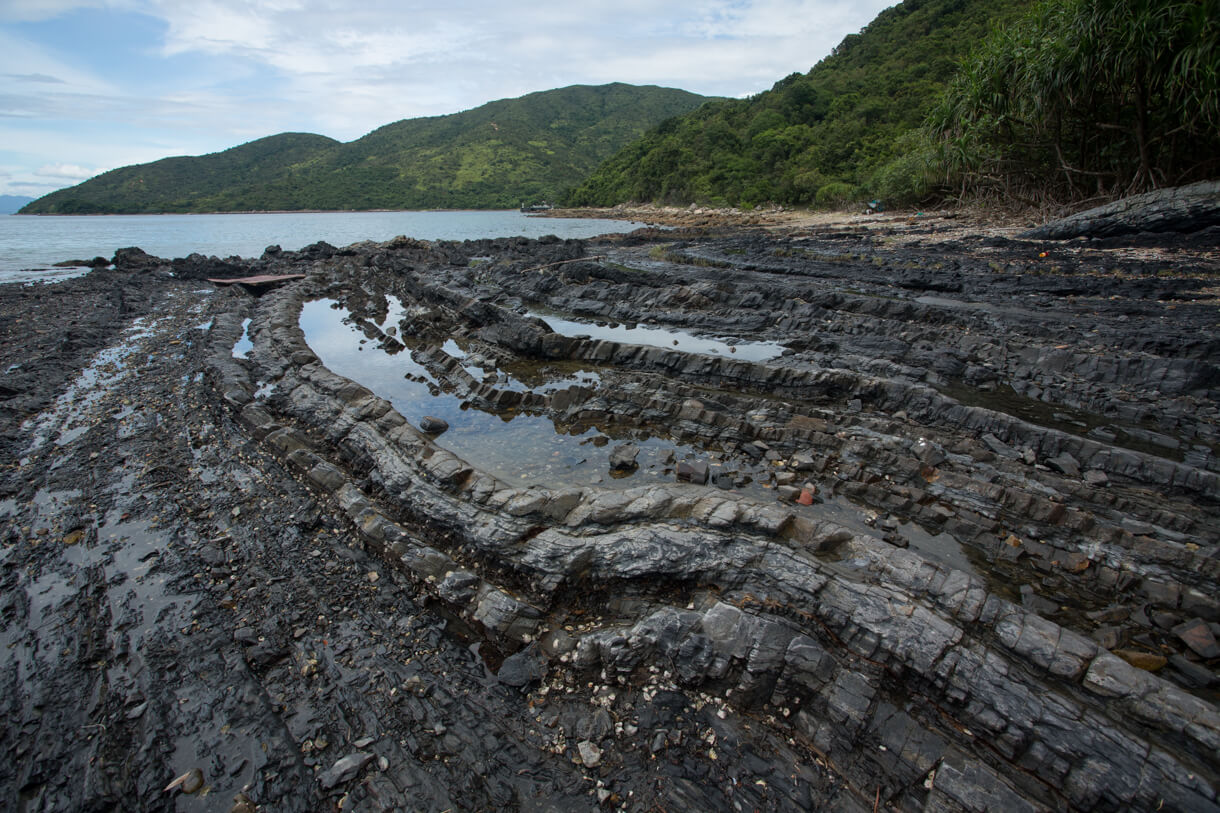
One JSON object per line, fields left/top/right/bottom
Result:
{"left": 0, "top": 210, "right": 649, "bottom": 283}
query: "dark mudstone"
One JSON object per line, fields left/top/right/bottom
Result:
{"left": 419, "top": 415, "right": 449, "bottom": 434}
{"left": 1174, "top": 618, "right": 1220, "bottom": 659}
{"left": 497, "top": 644, "right": 545, "bottom": 688}
{"left": 1021, "top": 180, "right": 1220, "bottom": 240}
{"left": 111, "top": 246, "right": 163, "bottom": 270}
{"left": 676, "top": 460, "right": 709, "bottom": 485}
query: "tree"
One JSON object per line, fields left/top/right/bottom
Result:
{"left": 928, "top": 0, "right": 1220, "bottom": 203}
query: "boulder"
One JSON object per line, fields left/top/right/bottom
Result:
{"left": 1020, "top": 180, "right": 1220, "bottom": 240}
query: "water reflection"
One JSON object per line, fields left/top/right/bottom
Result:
{"left": 300, "top": 298, "right": 698, "bottom": 488}
{"left": 527, "top": 309, "right": 786, "bottom": 362}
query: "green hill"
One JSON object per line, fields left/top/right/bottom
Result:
{"left": 566, "top": 0, "right": 1032, "bottom": 209}
{"left": 21, "top": 84, "right": 709, "bottom": 214}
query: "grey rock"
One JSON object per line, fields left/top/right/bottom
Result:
{"left": 790, "top": 452, "right": 816, "bottom": 471}
{"left": 577, "top": 740, "right": 602, "bottom": 768}
{"left": 319, "top": 752, "right": 373, "bottom": 789}
{"left": 982, "top": 433, "right": 1019, "bottom": 459}
{"left": 1047, "top": 453, "right": 1081, "bottom": 478}
{"left": 608, "top": 443, "right": 640, "bottom": 470}
{"left": 1083, "top": 469, "right": 1109, "bottom": 487}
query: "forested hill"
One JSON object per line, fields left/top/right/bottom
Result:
{"left": 566, "top": 0, "right": 1032, "bottom": 209}
{"left": 21, "top": 84, "right": 709, "bottom": 214}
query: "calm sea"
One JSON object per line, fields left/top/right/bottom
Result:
{"left": 0, "top": 210, "right": 648, "bottom": 283}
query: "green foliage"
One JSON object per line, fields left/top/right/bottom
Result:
{"left": 21, "top": 84, "right": 708, "bottom": 214}
{"left": 566, "top": 0, "right": 1032, "bottom": 209}
{"left": 927, "top": 0, "right": 1220, "bottom": 201}
{"left": 814, "top": 182, "right": 857, "bottom": 207}
{"left": 866, "top": 130, "right": 941, "bottom": 201}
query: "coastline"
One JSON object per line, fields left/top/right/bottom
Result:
{"left": 1, "top": 217, "right": 1217, "bottom": 810}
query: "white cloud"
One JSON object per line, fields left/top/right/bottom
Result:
{"left": 37, "top": 162, "right": 103, "bottom": 179}
{"left": 141, "top": 1, "right": 894, "bottom": 110}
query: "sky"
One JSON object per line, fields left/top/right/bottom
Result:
{"left": 0, "top": 0, "right": 894, "bottom": 199}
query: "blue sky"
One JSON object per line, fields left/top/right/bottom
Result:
{"left": 1, "top": 0, "right": 894, "bottom": 199}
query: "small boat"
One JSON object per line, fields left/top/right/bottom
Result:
{"left": 520, "top": 202, "right": 553, "bottom": 213}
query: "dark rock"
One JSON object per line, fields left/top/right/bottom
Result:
{"left": 1167, "top": 655, "right": 1219, "bottom": 688}
{"left": 419, "top": 415, "right": 449, "bottom": 434}
{"left": 1173, "top": 618, "right": 1220, "bottom": 659}
{"left": 1021, "top": 180, "right": 1220, "bottom": 240}
{"left": 497, "top": 644, "right": 545, "bottom": 688}
{"left": 1091, "top": 625, "right": 1125, "bottom": 650}
{"left": 676, "top": 460, "right": 709, "bottom": 485}
{"left": 111, "top": 246, "right": 165, "bottom": 271}
{"left": 1121, "top": 517, "right": 1156, "bottom": 536}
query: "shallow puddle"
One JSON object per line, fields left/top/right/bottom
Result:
{"left": 22, "top": 316, "right": 162, "bottom": 451}
{"left": 302, "top": 299, "right": 703, "bottom": 489}
{"left": 897, "top": 520, "right": 986, "bottom": 580}
{"left": 941, "top": 382, "right": 1188, "bottom": 461}
{"left": 526, "top": 309, "right": 786, "bottom": 362}
{"left": 232, "top": 318, "right": 254, "bottom": 359}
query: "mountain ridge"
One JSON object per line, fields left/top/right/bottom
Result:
{"left": 21, "top": 84, "right": 710, "bottom": 214}
{"left": 0, "top": 195, "right": 35, "bottom": 215}
{"left": 566, "top": 0, "right": 1033, "bottom": 208}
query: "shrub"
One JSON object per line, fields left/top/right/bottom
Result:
{"left": 815, "top": 182, "right": 857, "bottom": 208}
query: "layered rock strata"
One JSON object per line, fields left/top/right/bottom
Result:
{"left": 201, "top": 228, "right": 1220, "bottom": 811}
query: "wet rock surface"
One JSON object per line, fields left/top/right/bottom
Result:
{"left": 1, "top": 222, "right": 1218, "bottom": 811}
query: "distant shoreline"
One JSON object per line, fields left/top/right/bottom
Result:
{"left": 15, "top": 207, "right": 529, "bottom": 217}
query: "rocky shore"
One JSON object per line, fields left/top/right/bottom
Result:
{"left": 1, "top": 217, "right": 1217, "bottom": 811}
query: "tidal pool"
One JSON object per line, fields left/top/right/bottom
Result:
{"left": 527, "top": 309, "right": 787, "bottom": 362}
{"left": 298, "top": 298, "right": 938, "bottom": 539}
{"left": 300, "top": 299, "right": 702, "bottom": 489}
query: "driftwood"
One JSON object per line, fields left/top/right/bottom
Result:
{"left": 1021, "top": 180, "right": 1220, "bottom": 240}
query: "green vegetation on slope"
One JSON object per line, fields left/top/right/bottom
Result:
{"left": 22, "top": 84, "right": 708, "bottom": 214}
{"left": 928, "top": 0, "right": 1220, "bottom": 203}
{"left": 566, "top": 0, "right": 1032, "bottom": 209}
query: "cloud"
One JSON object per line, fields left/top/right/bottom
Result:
{"left": 4, "top": 72, "right": 66, "bottom": 83}
{"left": 143, "top": 1, "right": 894, "bottom": 113}
{"left": 36, "top": 161, "right": 102, "bottom": 179}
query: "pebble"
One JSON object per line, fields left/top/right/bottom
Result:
{"left": 578, "top": 740, "right": 602, "bottom": 768}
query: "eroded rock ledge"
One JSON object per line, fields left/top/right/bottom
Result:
{"left": 196, "top": 227, "right": 1220, "bottom": 811}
